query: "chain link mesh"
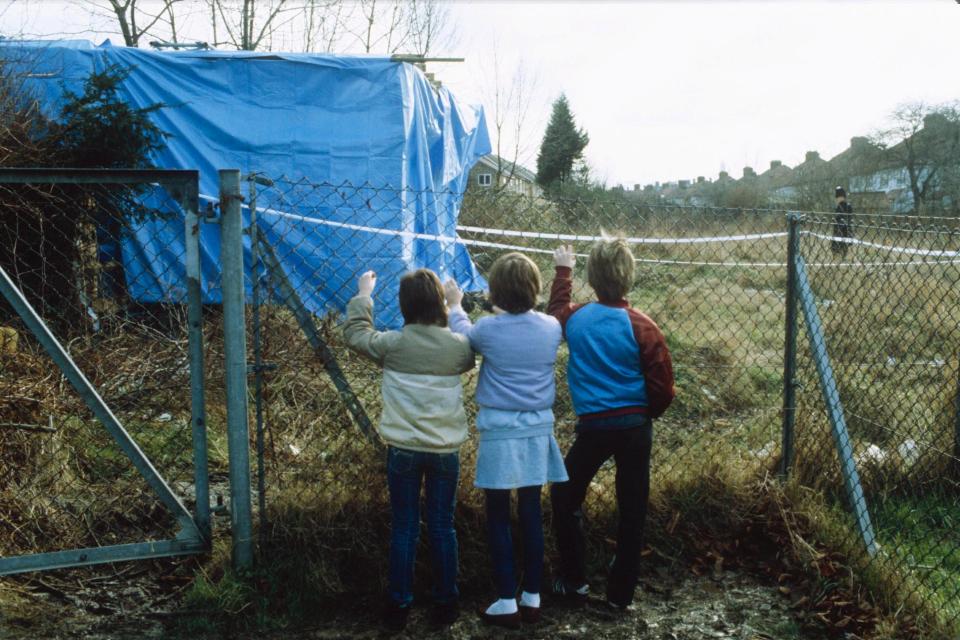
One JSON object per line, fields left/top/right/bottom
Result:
{"left": 247, "top": 179, "right": 796, "bottom": 591}
{"left": 792, "top": 211, "right": 960, "bottom": 630}
{"left": 0, "top": 179, "right": 206, "bottom": 559}
{"left": 5, "top": 170, "right": 959, "bottom": 633}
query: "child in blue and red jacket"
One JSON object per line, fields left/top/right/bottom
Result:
{"left": 547, "top": 238, "right": 675, "bottom": 610}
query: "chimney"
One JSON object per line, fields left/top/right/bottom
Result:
{"left": 743, "top": 166, "right": 756, "bottom": 179}
{"left": 633, "top": 184, "right": 640, "bottom": 191}
{"left": 804, "top": 151, "right": 820, "bottom": 163}
{"left": 697, "top": 176, "right": 706, "bottom": 183}
{"left": 719, "top": 170, "right": 730, "bottom": 180}
{"left": 678, "top": 179, "right": 690, "bottom": 189}
{"left": 770, "top": 160, "right": 782, "bottom": 170}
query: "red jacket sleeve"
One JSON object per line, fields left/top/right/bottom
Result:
{"left": 547, "top": 266, "right": 583, "bottom": 334}
{"left": 627, "top": 309, "right": 675, "bottom": 419}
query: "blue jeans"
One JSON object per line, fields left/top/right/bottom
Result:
{"left": 386, "top": 446, "right": 460, "bottom": 608}
{"left": 484, "top": 485, "right": 543, "bottom": 599}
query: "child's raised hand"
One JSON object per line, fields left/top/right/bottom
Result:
{"left": 443, "top": 279, "right": 463, "bottom": 307}
{"left": 554, "top": 245, "right": 576, "bottom": 268}
{"left": 358, "top": 270, "right": 377, "bottom": 297}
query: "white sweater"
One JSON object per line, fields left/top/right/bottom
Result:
{"left": 343, "top": 295, "right": 475, "bottom": 453}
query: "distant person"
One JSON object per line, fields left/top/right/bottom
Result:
{"left": 445, "top": 253, "right": 568, "bottom": 629}
{"left": 547, "top": 238, "right": 675, "bottom": 611}
{"left": 833, "top": 186, "right": 854, "bottom": 255}
{"left": 343, "top": 269, "right": 475, "bottom": 632}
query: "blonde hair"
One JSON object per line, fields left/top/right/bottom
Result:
{"left": 587, "top": 236, "right": 634, "bottom": 302}
{"left": 488, "top": 252, "right": 541, "bottom": 314}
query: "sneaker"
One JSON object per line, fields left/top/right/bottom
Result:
{"left": 551, "top": 578, "right": 590, "bottom": 605}
{"left": 430, "top": 600, "right": 460, "bottom": 627}
{"left": 382, "top": 601, "right": 410, "bottom": 633}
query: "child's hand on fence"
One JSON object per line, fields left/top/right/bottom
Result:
{"left": 554, "top": 245, "right": 576, "bottom": 269}
{"left": 358, "top": 270, "right": 377, "bottom": 297}
{"left": 443, "top": 279, "right": 463, "bottom": 307}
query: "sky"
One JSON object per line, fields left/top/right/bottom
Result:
{"left": 2, "top": 0, "right": 958, "bottom": 187}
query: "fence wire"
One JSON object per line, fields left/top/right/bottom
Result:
{"left": 5, "top": 170, "right": 960, "bottom": 634}
{"left": 793, "top": 211, "right": 960, "bottom": 630}
{"left": 0, "top": 180, "right": 207, "bottom": 561}
{"left": 244, "top": 182, "right": 787, "bottom": 584}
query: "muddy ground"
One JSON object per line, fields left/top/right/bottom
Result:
{"left": 1, "top": 567, "right": 816, "bottom": 640}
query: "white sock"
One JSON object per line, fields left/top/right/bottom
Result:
{"left": 485, "top": 598, "right": 518, "bottom": 615}
{"left": 520, "top": 591, "right": 540, "bottom": 608}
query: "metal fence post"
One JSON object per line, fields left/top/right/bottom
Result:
{"left": 794, "top": 253, "right": 877, "bottom": 558}
{"left": 183, "top": 182, "right": 211, "bottom": 543}
{"left": 247, "top": 175, "right": 269, "bottom": 554}
{"left": 780, "top": 212, "right": 800, "bottom": 478}
{"left": 220, "top": 169, "right": 254, "bottom": 570}
{"left": 955, "top": 352, "right": 960, "bottom": 470}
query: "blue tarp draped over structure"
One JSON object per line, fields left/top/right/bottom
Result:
{"left": 2, "top": 40, "right": 491, "bottom": 327}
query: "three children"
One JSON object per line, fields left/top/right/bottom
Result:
{"left": 344, "top": 237, "right": 674, "bottom": 630}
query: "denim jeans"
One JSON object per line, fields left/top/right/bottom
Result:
{"left": 484, "top": 485, "right": 543, "bottom": 599}
{"left": 550, "top": 424, "right": 653, "bottom": 606}
{"left": 386, "top": 446, "right": 460, "bottom": 608}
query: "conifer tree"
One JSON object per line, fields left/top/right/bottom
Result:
{"left": 535, "top": 94, "right": 589, "bottom": 188}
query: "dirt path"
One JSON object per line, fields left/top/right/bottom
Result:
{"left": 1, "top": 565, "right": 817, "bottom": 639}
{"left": 255, "top": 572, "right": 808, "bottom": 640}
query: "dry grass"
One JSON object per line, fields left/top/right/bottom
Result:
{"left": 2, "top": 203, "right": 959, "bottom": 638}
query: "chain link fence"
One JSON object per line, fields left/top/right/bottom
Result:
{"left": 4, "top": 169, "right": 959, "bottom": 634}
{"left": 240, "top": 181, "right": 831, "bottom": 594}
{"left": 791, "top": 211, "right": 960, "bottom": 631}
{"left": 0, "top": 172, "right": 210, "bottom": 573}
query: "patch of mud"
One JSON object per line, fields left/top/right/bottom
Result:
{"left": 232, "top": 571, "right": 808, "bottom": 640}
{"left": 1, "top": 567, "right": 811, "bottom": 640}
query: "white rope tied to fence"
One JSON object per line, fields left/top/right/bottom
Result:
{"left": 454, "top": 224, "right": 789, "bottom": 245}
{"left": 805, "top": 231, "right": 960, "bottom": 258}
{"left": 198, "top": 194, "right": 960, "bottom": 269}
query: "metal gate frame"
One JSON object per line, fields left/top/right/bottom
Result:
{"left": 0, "top": 169, "right": 210, "bottom": 575}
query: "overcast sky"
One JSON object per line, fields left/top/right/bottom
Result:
{"left": 3, "top": 0, "right": 958, "bottom": 186}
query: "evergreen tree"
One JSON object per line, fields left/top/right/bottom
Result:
{"left": 535, "top": 94, "right": 589, "bottom": 188}
{"left": 54, "top": 64, "right": 166, "bottom": 168}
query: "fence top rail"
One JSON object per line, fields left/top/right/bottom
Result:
{"left": 0, "top": 168, "right": 199, "bottom": 186}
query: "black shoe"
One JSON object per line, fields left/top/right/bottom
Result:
{"left": 479, "top": 609, "right": 521, "bottom": 630}
{"left": 519, "top": 604, "right": 540, "bottom": 625}
{"left": 605, "top": 598, "right": 631, "bottom": 612}
{"left": 551, "top": 578, "right": 589, "bottom": 605}
{"left": 430, "top": 600, "right": 460, "bottom": 627}
{"left": 606, "top": 571, "right": 635, "bottom": 610}
{"left": 382, "top": 602, "right": 410, "bottom": 632}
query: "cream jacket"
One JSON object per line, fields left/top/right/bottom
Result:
{"left": 343, "top": 295, "right": 475, "bottom": 453}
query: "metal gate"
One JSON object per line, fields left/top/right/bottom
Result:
{"left": 0, "top": 169, "right": 209, "bottom": 574}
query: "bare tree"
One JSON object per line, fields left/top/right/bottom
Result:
{"left": 93, "top": 0, "right": 182, "bottom": 47}
{"left": 871, "top": 101, "right": 960, "bottom": 215}
{"left": 406, "top": 0, "right": 455, "bottom": 56}
{"left": 480, "top": 42, "right": 541, "bottom": 193}
{"left": 74, "top": 0, "right": 455, "bottom": 54}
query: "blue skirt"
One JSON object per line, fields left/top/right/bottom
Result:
{"left": 473, "top": 408, "right": 569, "bottom": 490}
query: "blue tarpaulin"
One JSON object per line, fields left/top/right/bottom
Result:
{"left": 1, "top": 41, "right": 491, "bottom": 327}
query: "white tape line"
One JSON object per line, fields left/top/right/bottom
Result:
{"left": 455, "top": 224, "right": 788, "bottom": 245}
{"left": 198, "top": 194, "right": 960, "bottom": 269}
{"left": 805, "top": 232, "right": 960, "bottom": 257}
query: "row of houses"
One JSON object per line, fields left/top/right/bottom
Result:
{"left": 624, "top": 112, "right": 960, "bottom": 213}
